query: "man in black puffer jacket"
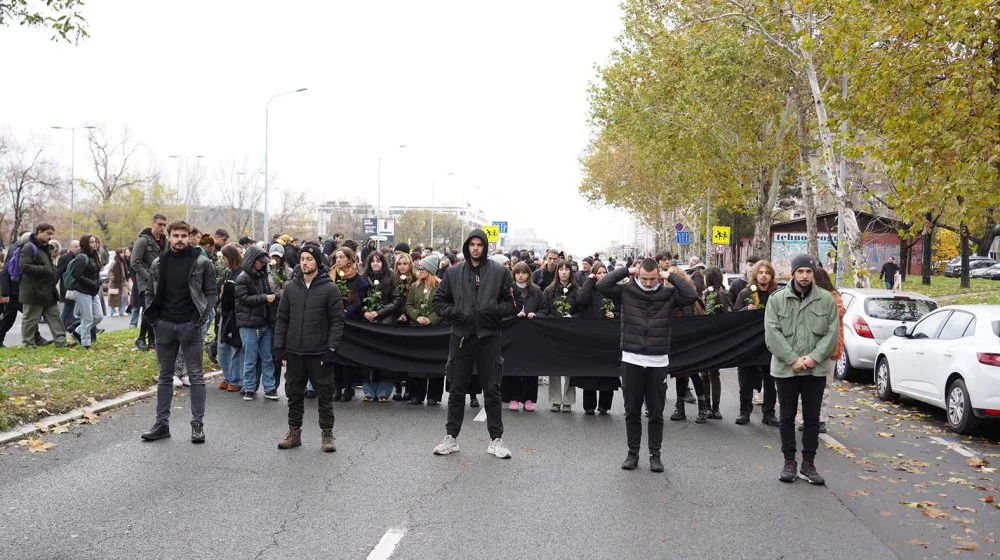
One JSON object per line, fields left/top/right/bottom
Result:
{"left": 596, "top": 257, "right": 697, "bottom": 473}
{"left": 432, "top": 228, "right": 517, "bottom": 460}
{"left": 234, "top": 245, "right": 279, "bottom": 400}
{"left": 274, "top": 246, "right": 344, "bottom": 452}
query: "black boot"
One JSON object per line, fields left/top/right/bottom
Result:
{"left": 191, "top": 422, "right": 206, "bottom": 444}
{"left": 621, "top": 454, "right": 639, "bottom": 470}
{"left": 696, "top": 398, "right": 708, "bottom": 424}
{"left": 800, "top": 460, "right": 825, "bottom": 485}
{"left": 735, "top": 414, "right": 750, "bottom": 425}
{"left": 650, "top": 455, "right": 664, "bottom": 473}
{"left": 683, "top": 388, "right": 696, "bottom": 404}
{"left": 141, "top": 422, "right": 171, "bottom": 442}
{"left": 669, "top": 402, "right": 686, "bottom": 421}
{"left": 779, "top": 459, "right": 797, "bottom": 483}
{"left": 762, "top": 414, "right": 780, "bottom": 427}
{"left": 708, "top": 406, "right": 723, "bottom": 420}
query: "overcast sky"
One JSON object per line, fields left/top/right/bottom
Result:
{"left": 0, "top": 0, "right": 635, "bottom": 255}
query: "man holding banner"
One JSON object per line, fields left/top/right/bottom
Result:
{"left": 432, "top": 228, "right": 517, "bottom": 459}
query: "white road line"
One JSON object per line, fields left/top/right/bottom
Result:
{"left": 819, "top": 433, "right": 845, "bottom": 449}
{"left": 929, "top": 436, "right": 976, "bottom": 458}
{"left": 366, "top": 528, "right": 407, "bottom": 560}
{"left": 473, "top": 408, "right": 487, "bottom": 422}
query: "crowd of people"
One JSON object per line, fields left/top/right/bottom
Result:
{"left": 0, "top": 215, "right": 845, "bottom": 483}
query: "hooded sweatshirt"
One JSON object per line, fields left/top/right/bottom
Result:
{"left": 234, "top": 245, "right": 276, "bottom": 328}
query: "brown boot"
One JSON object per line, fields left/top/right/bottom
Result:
{"left": 321, "top": 429, "right": 337, "bottom": 453}
{"left": 277, "top": 427, "right": 302, "bottom": 450}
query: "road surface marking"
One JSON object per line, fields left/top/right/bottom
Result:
{"left": 929, "top": 436, "right": 975, "bottom": 457}
{"left": 366, "top": 528, "right": 406, "bottom": 560}
{"left": 473, "top": 409, "right": 487, "bottom": 422}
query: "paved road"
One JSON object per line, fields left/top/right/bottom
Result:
{"left": 2, "top": 308, "right": 135, "bottom": 347}
{"left": 0, "top": 368, "right": 996, "bottom": 559}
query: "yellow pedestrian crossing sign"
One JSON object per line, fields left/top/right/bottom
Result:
{"left": 712, "top": 226, "right": 731, "bottom": 244}
{"left": 482, "top": 225, "right": 501, "bottom": 243}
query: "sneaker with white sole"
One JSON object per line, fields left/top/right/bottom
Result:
{"left": 181, "top": 375, "right": 191, "bottom": 387}
{"left": 487, "top": 438, "right": 512, "bottom": 459}
{"left": 433, "top": 435, "right": 460, "bottom": 455}
{"left": 173, "top": 376, "right": 183, "bottom": 388}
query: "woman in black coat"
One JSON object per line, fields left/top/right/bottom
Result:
{"left": 69, "top": 234, "right": 104, "bottom": 348}
{"left": 571, "top": 261, "right": 622, "bottom": 415}
{"left": 700, "top": 267, "right": 732, "bottom": 419}
{"left": 361, "top": 250, "right": 401, "bottom": 402}
{"left": 542, "top": 260, "right": 580, "bottom": 412}
{"left": 501, "top": 262, "right": 548, "bottom": 412}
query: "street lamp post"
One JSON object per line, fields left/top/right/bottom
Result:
{"left": 51, "top": 125, "right": 96, "bottom": 240}
{"left": 264, "top": 87, "right": 308, "bottom": 245}
{"left": 169, "top": 154, "right": 205, "bottom": 223}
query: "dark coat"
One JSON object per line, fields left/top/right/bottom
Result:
{"left": 542, "top": 281, "right": 580, "bottom": 318}
{"left": 56, "top": 250, "right": 77, "bottom": 301}
{"left": 70, "top": 252, "right": 101, "bottom": 297}
{"left": 512, "top": 283, "right": 547, "bottom": 316}
{"left": 218, "top": 273, "right": 240, "bottom": 348}
{"left": 234, "top": 246, "right": 277, "bottom": 328}
{"left": 145, "top": 245, "right": 219, "bottom": 326}
{"left": 432, "top": 229, "right": 517, "bottom": 339}
{"left": 0, "top": 238, "right": 28, "bottom": 299}
{"left": 596, "top": 267, "right": 698, "bottom": 356}
{"left": 274, "top": 269, "right": 345, "bottom": 356}
{"left": 364, "top": 270, "right": 402, "bottom": 325}
{"left": 532, "top": 266, "right": 556, "bottom": 291}
{"left": 575, "top": 276, "right": 621, "bottom": 319}
{"left": 17, "top": 234, "right": 60, "bottom": 307}
{"left": 130, "top": 228, "right": 163, "bottom": 293}
{"left": 704, "top": 287, "right": 733, "bottom": 315}
{"left": 728, "top": 276, "right": 748, "bottom": 306}
{"left": 733, "top": 285, "right": 773, "bottom": 312}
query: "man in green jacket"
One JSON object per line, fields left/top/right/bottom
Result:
{"left": 764, "top": 254, "right": 839, "bottom": 485}
{"left": 18, "top": 223, "right": 70, "bottom": 347}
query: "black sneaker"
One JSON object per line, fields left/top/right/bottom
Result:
{"left": 264, "top": 390, "right": 280, "bottom": 401}
{"left": 762, "top": 414, "right": 780, "bottom": 427}
{"left": 818, "top": 422, "right": 827, "bottom": 433}
{"left": 141, "top": 422, "right": 171, "bottom": 442}
{"left": 134, "top": 338, "right": 148, "bottom": 351}
{"left": 191, "top": 422, "right": 206, "bottom": 444}
{"left": 584, "top": 409, "right": 595, "bottom": 416}
{"left": 735, "top": 415, "right": 750, "bottom": 425}
{"left": 469, "top": 397, "right": 480, "bottom": 408}
{"left": 36, "top": 338, "right": 53, "bottom": 347}
{"left": 71, "top": 330, "right": 82, "bottom": 345}
{"left": 621, "top": 454, "right": 639, "bottom": 470}
{"left": 683, "top": 388, "right": 696, "bottom": 404}
{"left": 800, "top": 461, "right": 825, "bottom": 485}
{"left": 650, "top": 456, "right": 664, "bottom": 473}
{"left": 243, "top": 391, "right": 256, "bottom": 401}
{"left": 426, "top": 399, "right": 439, "bottom": 406}
{"left": 779, "top": 460, "right": 797, "bottom": 483}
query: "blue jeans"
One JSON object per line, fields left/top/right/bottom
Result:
{"left": 363, "top": 381, "right": 394, "bottom": 399}
{"left": 202, "top": 308, "right": 215, "bottom": 338}
{"left": 240, "top": 326, "right": 276, "bottom": 393}
{"left": 885, "top": 280, "right": 893, "bottom": 290}
{"left": 60, "top": 300, "right": 76, "bottom": 331}
{"left": 73, "top": 292, "right": 103, "bottom": 347}
{"left": 218, "top": 341, "right": 244, "bottom": 387}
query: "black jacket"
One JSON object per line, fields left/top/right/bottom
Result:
{"left": 364, "top": 268, "right": 402, "bottom": 325}
{"left": 542, "top": 281, "right": 580, "bottom": 318}
{"left": 17, "top": 234, "right": 60, "bottom": 307}
{"left": 512, "top": 282, "right": 548, "bottom": 316}
{"left": 532, "top": 266, "right": 556, "bottom": 291}
{"left": 596, "top": 266, "right": 698, "bottom": 356}
{"left": 733, "top": 285, "right": 772, "bottom": 312}
{"left": 728, "top": 276, "right": 748, "bottom": 306}
{"left": 433, "top": 229, "right": 517, "bottom": 339}
{"left": 576, "top": 276, "right": 621, "bottom": 319}
{"left": 56, "top": 250, "right": 77, "bottom": 300}
{"left": 274, "top": 269, "right": 345, "bottom": 356}
{"left": 234, "top": 246, "right": 277, "bottom": 328}
{"left": 145, "top": 245, "right": 219, "bottom": 326}
{"left": 70, "top": 252, "right": 101, "bottom": 297}
{"left": 130, "top": 228, "right": 163, "bottom": 293}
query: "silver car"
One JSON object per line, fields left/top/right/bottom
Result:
{"left": 835, "top": 288, "right": 938, "bottom": 381}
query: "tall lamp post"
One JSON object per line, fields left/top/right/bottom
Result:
{"left": 51, "top": 125, "right": 96, "bottom": 241}
{"left": 169, "top": 154, "right": 205, "bottom": 223}
{"left": 429, "top": 171, "right": 454, "bottom": 249}
{"left": 264, "top": 87, "right": 308, "bottom": 244}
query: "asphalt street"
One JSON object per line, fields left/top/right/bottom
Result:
{"left": 0, "top": 368, "right": 997, "bottom": 560}
{"left": 1, "top": 308, "right": 134, "bottom": 347}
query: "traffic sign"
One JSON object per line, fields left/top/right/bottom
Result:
{"left": 674, "top": 223, "right": 685, "bottom": 232}
{"left": 712, "top": 226, "right": 731, "bottom": 244}
{"left": 482, "top": 225, "right": 501, "bottom": 243}
{"left": 676, "top": 231, "right": 692, "bottom": 244}
{"left": 491, "top": 221, "right": 508, "bottom": 234}
{"left": 715, "top": 244, "right": 727, "bottom": 255}
{"left": 371, "top": 235, "right": 389, "bottom": 242}
{"left": 362, "top": 217, "right": 377, "bottom": 235}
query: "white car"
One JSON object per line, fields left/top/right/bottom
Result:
{"left": 875, "top": 305, "right": 1000, "bottom": 434}
{"left": 835, "top": 288, "right": 938, "bottom": 381}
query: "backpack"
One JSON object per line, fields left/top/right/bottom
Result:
{"left": 62, "top": 255, "right": 80, "bottom": 292}
{"left": 7, "top": 242, "right": 38, "bottom": 284}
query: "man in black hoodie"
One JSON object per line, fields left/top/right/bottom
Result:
{"left": 432, "top": 229, "right": 517, "bottom": 459}
{"left": 234, "top": 245, "right": 279, "bottom": 400}
{"left": 597, "top": 258, "right": 698, "bottom": 473}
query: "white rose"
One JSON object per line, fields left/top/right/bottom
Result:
{"left": 374, "top": 279, "right": 380, "bottom": 286}
{"left": 400, "top": 275, "right": 407, "bottom": 281}
{"left": 750, "top": 285, "right": 757, "bottom": 292}
{"left": 562, "top": 287, "right": 569, "bottom": 294}
{"left": 708, "top": 286, "right": 715, "bottom": 292}
{"left": 423, "top": 288, "right": 429, "bottom": 295}
{"left": 338, "top": 270, "right": 344, "bottom": 278}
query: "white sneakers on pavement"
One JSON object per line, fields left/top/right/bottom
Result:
{"left": 433, "top": 435, "right": 460, "bottom": 455}
{"left": 487, "top": 438, "right": 512, "bottom": 459}
{"left": 172, "top": 376, "right": 183, "bottom": 388}
{"left": 173, "top": 375, "right": 191, "bottom": 387}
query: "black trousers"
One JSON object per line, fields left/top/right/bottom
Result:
{"left": 407, "top": 375, "right": 444, "bottom": 402}
{"left": 582, "top": 390, "right": 613, "bottom": 411}
{"left": 621, "top": 362, "right": 667, "bottom": 456}
{"left": 334, "top": 364, "right": 357, "bottom": 396}
{"left": 776, "top": 375, "right": 826, "bottom": 461}
{"left": 138, "top": 291, "right": 155, "bottom": 344}
{"left": 738, "top": 365, "right": 776, "bottom": 416}
{"left": 501, "top": 376, "right": 539, "bottom": 403}
{"left": 0, "top": 295, "right": 21, "bottom": 342}
{"left": 446, "top": 335, "right": 503, "bottom": 440}
{"left": 285, "top": 353, "right": 335, "bottom": 429}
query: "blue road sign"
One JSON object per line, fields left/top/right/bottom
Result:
{"left": 491, "top": 221, "right": 508, "bottom": 234}
{"left": 676, "top": 231, "right": 692, "bottom": 244}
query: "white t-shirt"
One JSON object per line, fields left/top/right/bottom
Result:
{"left": 621, "top": 277, "right": 669, "bottom": 367}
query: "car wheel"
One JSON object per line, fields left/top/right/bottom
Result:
{"left": 946, "top": 378, "right": 981, "bottom": 435}
{"left": 875, "top": 358, "right": 899, "bottom": 402}
{"left": 834, "top": 348, "right": 857, "bottom": 381}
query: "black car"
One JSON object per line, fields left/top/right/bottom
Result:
{"left": 944, "top": 256, "right": 996, "bottom": 278}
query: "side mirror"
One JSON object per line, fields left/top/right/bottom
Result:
{"left": 893, "top": 325, "right": 909, "bottom": 338}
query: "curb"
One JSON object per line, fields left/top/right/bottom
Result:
{"left": 0, "top": 369, "right": 223, "bottom": 446}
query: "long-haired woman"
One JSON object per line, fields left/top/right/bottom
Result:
{"left": 699, "top": 267, "right": 732, "bottom": 419}
{"left": 331, "top": 246, "right": 370, "bottom": 402}
{"left": 811, "top": 267, "right": 844, "bottom": 434}
{"left": 392, "top": 253, "right": 415, "bottom": 400}
{"left": 361, "top": 250, "right": 401, "bottom": 402}
{"left": 734, "top": 259, "right": 780, "bottom": 426}
{"left": 405, "top": 255, "right": 446, "bottom": 405}
{"left": 543, "top": 260, "right": 580, "bottom": 412}
{"left": 217, "top": 244, "right": 244, "bottom": 392}
{"left": 572, "top": 261, "right": 622, "bottom": 415}
{"left": 665, "top": 266, "right": 710, "bottom": 423}
{"left": 107, "top": 248, "right": 130, "bottom": 317}
{"left": 70, "top": 234, "right": 104, "bottom": 348}
{"left": 501, "top": 261, "right": 548, "bottom": 412}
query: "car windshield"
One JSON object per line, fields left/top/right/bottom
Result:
{"left": 864, "top": 297, "right": 937, "bottom": 322}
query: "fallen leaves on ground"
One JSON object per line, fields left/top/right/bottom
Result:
{"left": 893, "top": 458, "right": 930, "bottom": 474}
{"left": 26, "top": 438, "right": 54, "bottom": 453}
{"left": 967, "top": 456, "right": 989, "bottom": 469}
{"left": 905, "top": 539, "right": 930, "bottom": 547}
{"left": 876, "top": 432, "right": 894, "bottom": 438}
{"left": 846, "top": 489, "right": 871, "bottom": 497}
{"left": 951, "top": 537, "right": 978, "bottom": 552}
{"left": 954, "top": 506, "right": 976, "bottom": 513}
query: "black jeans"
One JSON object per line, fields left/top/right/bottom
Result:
{"left": 502, "top": 376, "right": 539, "bottom": 403}
{"left": 776, "top": 375, "right": 826, "bottom": 461}
{"left": 446, "top": 335, "right": 503, "bottom": 440}
{"left": 285, "top": 353, "right": 335, "bottom": 429}
{"left": 621, "top": 362, "right": 667, "bottom": 456}
{"left": 738, "top": 365, "right": 776, "bottom": 416}
{"left": 0, "top": 295, "right": 21, "bottom": 342}
{"left": 138, "top": 291, "right": 155, "bottom": 344}
{"left": 582, "top": 390, "right": 613, "bottom": 411}
{"left": 153, "top": 320, "right": 205, "bottom": 425}
{"left": 407, "top": 375, "right": 444, "bottom": 402}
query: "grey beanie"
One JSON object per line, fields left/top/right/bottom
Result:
{"left": 790, "top": 253, "right": 817, "bottom": 273}
{"left": 489, "top": 254, "right": 510, "bottom": 266}
{"left": 268, "top": 243, "right": 285, "bottom": 258}
{"left": 418, "top": 254, "right": 441, "bottom": 275}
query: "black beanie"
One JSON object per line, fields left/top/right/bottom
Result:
{"left": 790, "top": 253, "right": 817, "bottom": 273}
{"left": 301, "top": 245, "right": 323, "bottom": 266}
{"left": 394, "top": 242, "right": 410, "bottom": 254}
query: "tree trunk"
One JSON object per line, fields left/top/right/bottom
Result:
{"left": 973, "top": 216, "right": 997, "bottom": 257}
{"left": 960, "top": 222, "right": 971, "bottom": 289}
{"left": 921, "top": 218, "right": 934, "bottom": 286}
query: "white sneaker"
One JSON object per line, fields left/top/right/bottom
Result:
{"left": 487, "top": 438, "right": 512, "bottom": 459}
{"left": 172, "top": 376, "right": 183, "bottom": 388}
{"left": 752, "top": 391, "right": 763, "bottom": 406}
{"left": 433, "top": 435, "right": 460, "bottom": 456}
{"left": 181, "top": 375, "right": 191, "bottom": 387}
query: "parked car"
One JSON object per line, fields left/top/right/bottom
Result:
{"left": 835, "top": 288, "right": 938, "bottom": 381}
{"left": 971, "top": 262, "right": 1000, "bottom": 280}
{"left": 944, "top": 256, "right": 996, "bottom": 278}
{"left": 875, "top": 305, "right": 1000, "bottom": 434}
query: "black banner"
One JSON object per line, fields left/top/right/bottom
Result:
{"left": 335, "top": 312, "right": 770, "bottom": 377}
